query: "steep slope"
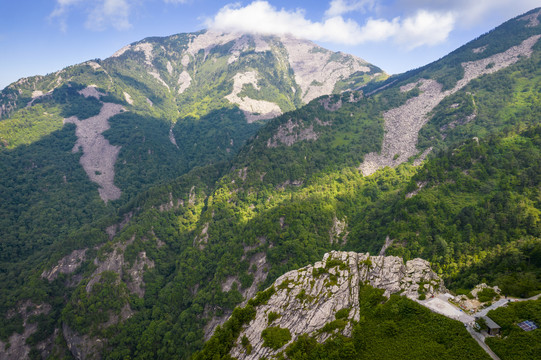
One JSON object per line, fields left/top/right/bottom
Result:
{"left": 360, "top": 9, "right": 541, "bottom": 175}
{"left": 0, "top": 32, "right": 385, "bottom": 358}
{"left": 0, "top": 31, "right": 384, "bottom": 122}
{"left": 0, "top": 30, "right": 384, "bottom": 205}
{"left": 0, "top": 31, "right": 385, "bottom": 304}
{"left": 1, "top": 9, "right": 541, "bottom": 360}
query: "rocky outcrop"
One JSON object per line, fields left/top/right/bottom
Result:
{"left": 86, "top": 237, "right": 153, "bottom": 297}
{"left": 62, "top": 238, "right": 152, "bottom": 359}
{"left": 177, "top": 71, "right": 192, "bottom": 94}
{"left": 62, "top": 323, "right": 103, "bottom": 360}
{"left": 0, "top": 301, "right": 52, "bottom": 360}
{"left": 157, "top": 192, "right": 184, "bottom": 212}
{"left": 279, "top": 35, "right": 373, "bottom": 103}
{"left": 230, "top": 251, "right": 444, "bottom": 359}
{"left": 41, "top": 249, "right": 87, "bottom": 281}
{"left": 78, "top": 85, "right": 105, "bottom": 99}
{"left": 360, "top": 34, "right": 541, "bottom": 176}
{"left": 519, "top": 9, "right": 541, "bottom": 27}
{"left": 267, "top": 119, "right": 318, "bottom": 148}
{"left": 329, "top": 216, "right": 348, "bottom": 245}
{"left": 105, "top": 212, "right": 133, "bottom": 240}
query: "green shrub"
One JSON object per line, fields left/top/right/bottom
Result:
{"left": 267, "top": 311, "right": 281, "bottom": 324}
{"left": 241, "top": 335, "right": 252, "bottom": 355}
{"left": 477, "top": 288, "right": 498, "bottom": 303}
{"left": 321, "top": 319, "right": 347, "bottom": 333}
{"left": 335, "top": 308, "right": 350, "bottom": 319}
{"left": 249, "top": 287, "right": 275, "bottom": 306}
{"left": 325, "top": 258, "right": 346, "bottom": 270}
{"left": 261, "top": 326, "right": 292, "bottom": 350}
{"left": 312, "top": 267, "right": 327, "bottom": 277}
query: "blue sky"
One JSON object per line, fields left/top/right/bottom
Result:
{"left": 1, "top": 0, "right": 539, "bottom": 90}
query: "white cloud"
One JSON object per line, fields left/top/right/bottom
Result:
{"left": 85, "top": 0, "right": 132, "bottom": 31}
{"left": 325, "top": 0, "right": 375, "bottom": 17}
{"left": 49, "top": 0, "right": 84, "bottom": 32}
{"left": 207, "top": 1, "right": 455, "bottom": 49}
{"left": 396, "top": 10, "right": 455, "bottom": 49}
{"left": 50, "top": 0, "right": 132, "bottom": 31}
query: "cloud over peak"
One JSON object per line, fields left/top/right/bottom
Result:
{"left": 206, "top": 1, "right": 456, "bottom": 49}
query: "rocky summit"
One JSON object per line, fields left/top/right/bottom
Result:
{"left": 229, "top": 251, "right": 444, "bottom": 360}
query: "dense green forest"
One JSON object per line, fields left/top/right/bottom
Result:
{"left": 0, "top": 8, "right": 540, "bottom": 360}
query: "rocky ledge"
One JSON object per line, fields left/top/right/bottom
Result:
{"left": 230, "top": 251, "right": 444, "bottom": 360}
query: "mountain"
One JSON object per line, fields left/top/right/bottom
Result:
{"left": 0, "top": 31, "right": 385, "bottom": 356}
{"left": 1, "top": 8, "right": 541, "bottom": 360}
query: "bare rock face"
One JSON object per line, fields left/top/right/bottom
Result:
{"left": 518, "top": 9, "right": 541, "bottom": 27}
{"left": 329, "top": 216, "right": 348, "bottom": 245}
{"left": 225, "top": 71, "right": 282, "bottom": 122}
{"left": 0, "top": 301, "right": 52, "bottom": 360}
{"left": 105, "top": 212, "right": 133, "bottom": 240}
{"left": 230, "top": 251, "right": 444, "bottom": 360}
{"left": 267, "top": 119, "right": 318, "bottom": 148}
{"left": 86, "top": 237, "right": 153, "bottom": 297}
{"left": 206, "top": 250, "right": 269, "bottom": 340}
{"left": 62, "top": 323, "right": 103, "bottom": 360}
{"left": 41, "top": 249, "right": 87, "bottom": 281}
{"left": 62, "top": 238, "right": 153, "bottom": 359}
{"left": 279, "top": 35, "right": 373, "bottom": 103}
{"left": 126, "top": 251, "right": 155, "bottom": 297}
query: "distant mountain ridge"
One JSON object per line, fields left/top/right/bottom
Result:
{"left": 0, "top": 30, "right": 385, "bottom": 121}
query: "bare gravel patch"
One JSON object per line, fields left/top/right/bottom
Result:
{"left": 65, "top": 102, "right": 124, "bottom": 202}
{"left": 360, "top": 35, "right": 541, "bottom": 176}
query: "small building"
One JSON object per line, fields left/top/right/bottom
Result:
{"left": 482, "top": 316, "right": 501, "bottom": 336}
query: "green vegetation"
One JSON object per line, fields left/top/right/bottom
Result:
{"left": 267, "top": 311, "right": 281, "bottom": 324}
{"left": 0, "top": 105, "right": 63, "bottom": 149}
{"left": 486, "top": 299, "right": 541, "bottom": 360}
{"left": 477, "top": 288, "right": 499, "bottom": 303}
{"left": 346, "top": 127, "right": 541, "bottom": 297}
{"left": 284, "top": 284, "right": 490, "bottom": 360}
{"left": 335, "top": 308, "right": 350, "bottom": 320}
{"left": 192, "top": 304, "right": 257, "bottom": 360}
{"left": 62, "top": 271, "right": 129, "bottom": 335}
{"left": 261, "top": 326, "right": 292, "bottom": 349}
{"left": 419, "top": 43, "right": 541, "bottom": 153}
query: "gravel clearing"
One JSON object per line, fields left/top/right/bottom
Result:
{"left": 65, "top": 101, "right": 124, "bottom": 203}
{"left": 421, "top": 296, "right": 475, "bottom": 323}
